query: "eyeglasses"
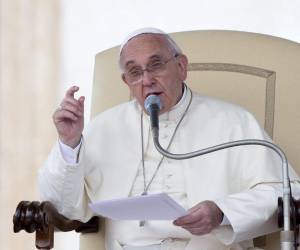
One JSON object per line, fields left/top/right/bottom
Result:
{"left": 123, "top": 55, "right": 178, "bottom": 85}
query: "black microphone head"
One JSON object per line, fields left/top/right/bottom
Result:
{"left": 144, "top": 95, "right": 162, "bottom": 114}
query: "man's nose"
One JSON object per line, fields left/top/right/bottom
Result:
{"left": 141, "top": 70, "right": 155, "bottom": 86}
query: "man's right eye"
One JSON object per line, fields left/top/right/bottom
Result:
{"left": 129, "top": 69, "right": 142, "bottom": 77}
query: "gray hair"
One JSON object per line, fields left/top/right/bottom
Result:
{"left": 162, "top": 33, "right": 183, "bottom": 55}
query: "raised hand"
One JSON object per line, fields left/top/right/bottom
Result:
{"left": 53, "top": 86, "right": 85, "bottom": 148}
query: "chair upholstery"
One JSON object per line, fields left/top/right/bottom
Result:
{"left": 83, "top": 30, "right": 300, "bottom": 250}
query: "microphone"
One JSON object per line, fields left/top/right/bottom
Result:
{"left": 144, "top": 95, "right": 162, "bottom": 137}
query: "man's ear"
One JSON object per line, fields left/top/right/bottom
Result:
{"left": 121, "top": 73, "right": 134, "bottom": 97}
{"left": 177, "top": 54, "right": 188, "bottom": 80}
{"left": 121, "top": 73, "right": 130, "bottom": 87}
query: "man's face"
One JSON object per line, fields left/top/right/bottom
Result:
{"left": 120, "top": 34, "right": 188, "bottom": 114}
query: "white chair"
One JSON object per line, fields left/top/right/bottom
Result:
{"left": 82, "top": 30, "right": 300, "bottom": 250}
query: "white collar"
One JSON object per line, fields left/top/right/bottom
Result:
{"left": 159, "top": 84, "right": 190, "bottom": 122}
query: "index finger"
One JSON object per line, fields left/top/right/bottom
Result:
{"left": 65, "top": 85, "right": 80, "bottom": 98}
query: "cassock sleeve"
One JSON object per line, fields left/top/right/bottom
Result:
{"left": 211, "top": 108, "right": 300, "bottom": 244}
{"left": 38, "top": 138, "right": 94, "bottom": 222}
{"left": 213, "top": 181, "right": 300, "bottom": 244}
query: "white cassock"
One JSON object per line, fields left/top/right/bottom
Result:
{"left": 39, "top": 86, "right": 300, "bottom": 250}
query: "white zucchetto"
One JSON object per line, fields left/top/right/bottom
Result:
{"left": 120, "top": 27, "right": 167, "bottom": 54}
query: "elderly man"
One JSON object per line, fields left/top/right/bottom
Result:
{"left": 39, "top": 28, "right": 299, "bottom": 250}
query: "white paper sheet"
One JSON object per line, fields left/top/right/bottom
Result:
{"left": 89, "top": 193, "right": 187, "bottom": 220}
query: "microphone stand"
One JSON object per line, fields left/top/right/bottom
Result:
{"left": 150, "top": 120, "right": 298, "bottom": 250}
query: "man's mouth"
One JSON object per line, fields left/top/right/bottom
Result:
{"left": 145, "top": 92, "right": 163, "bottom": 98}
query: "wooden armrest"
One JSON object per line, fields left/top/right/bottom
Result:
{"left": 13, "top": 201, "right": 99, "bottom": 250}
